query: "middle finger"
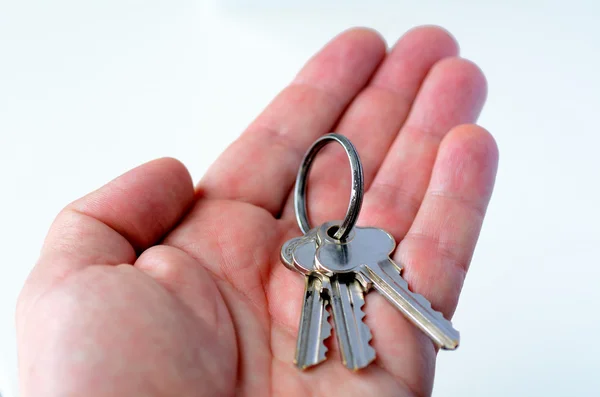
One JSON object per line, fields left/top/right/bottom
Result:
{"left": 361, "top": 56, "right": 487, "bottom": 241}
{"left": 280, "top": 26, "right": 458, "bottom": 227}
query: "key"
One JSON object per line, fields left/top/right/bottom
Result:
{"left": 295, "top": 274, "right": 331, "bottom": 369}
{"left": 314, "top": 221, "right": 460, "bottom": 350}
{"left": 292, "top": 235, "right": 376, "bottom": 370}
{"left": 281, "top": 229, "right": 331, "bottom": 369}
{"left": 328, "top": 274, "right": 375, "bottom": 370}
{"left": 280, "top": 228, "right": 318, "bottom": 271}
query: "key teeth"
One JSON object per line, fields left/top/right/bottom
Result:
{"left": 318, "top": 306, "right": 332, "bottom": 361}
{"left": 360, "top": 327, "right": 376, "bottom": 367}
{"left": 364, "top": 343, "right": 376, "bottom": 368}
{"left": 406, "top": 285, "right": 453, "bottom": 325}
{"left": 354, "top": 297, "right": 370, "bottom": 337}
{"left": 414, "top": 291, "right": 454, "bottom": 325}
{"left": 359, "top": 320, "right": 375, "bottom": 356}
{"left": 322, "top": 304, "right": 332, "bottom": 338}
{"left": 354, "top": 291, "right": 376, "bottom": 367}
{"left": 387, "top": 264, "right": 454, "bottom": 326}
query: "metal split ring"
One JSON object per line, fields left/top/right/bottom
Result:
{"left": 294, "top": 133, "right": 364, "bottom": 241}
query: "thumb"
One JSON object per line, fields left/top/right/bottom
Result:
{"left": 17, "top": 157, "right": 195, "bottom": 323}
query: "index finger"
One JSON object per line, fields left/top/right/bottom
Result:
{"left": 198, "top": 28, "right": 386, "bottom": 215}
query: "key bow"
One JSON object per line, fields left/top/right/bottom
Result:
{"left": 313, "top": 221, "right": 400, "bottom": 275}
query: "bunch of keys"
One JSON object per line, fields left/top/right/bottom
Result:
{"left": 281, "top": 133, "right": 460, "bottom": 371}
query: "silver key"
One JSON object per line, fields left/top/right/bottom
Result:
{"left": 280, "top": 228, "right": 318, "bottom": 271}
{"left": 292, "top": 235, "right": 376, "bottom": 370}
{"left": 295, "top": 274, "right": 331, "bottom": 369}
{"left": 281, "top": 231, "right": 331, "bottom": 369}
{"left": 314, "top": 221, "right": 460, "bottom": 350}
{"left": 328, "top": 275, "right": 375, "bottom": 370}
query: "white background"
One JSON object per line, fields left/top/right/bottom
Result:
{"left": 1, "top": 1, "right": 599, "bottom": 396}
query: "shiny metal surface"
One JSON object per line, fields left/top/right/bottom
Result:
{"left": 290, "top": 232, "right": 376, "bottom": 370}
{"left": 329, "top": 277, "right": 375, "bottom": 370}
{"left": 294, "top": 133, "right": 364, "bottom": 241}
{"left": 280, "top": 228, "right": 317, "bottom": 273}
{"left": 281, "top": 231, "right": 333, "bottom": 370}
{"left": 314, "top": 222, "right": 460, "bottom": 350}
{"left": 283, "top": 134, "right": 458, "bottom": 373}
{"left": 294, "top": 275, "right": 331, "bottom": 370}
{"left": 313, "top": 221, "right": 397, "bottom": 275}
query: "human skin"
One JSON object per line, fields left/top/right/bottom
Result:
{"left": 16, "top": 26, "right": 498, "bottom": 397}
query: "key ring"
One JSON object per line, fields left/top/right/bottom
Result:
{"left": 294, "top": 133, "right": 364, "bottom": 241}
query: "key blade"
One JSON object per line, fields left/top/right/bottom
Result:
{"left": 295, "top": 275, "right": 331, "bottom": 369}
{"left": 348, "top": 280, "right": 376, "bottom": 367}
{"left": 329, "top": 278, "right": 376, "bottom": 370}
{"left": 362, "top": 260, "right": 460, "bottom": 350}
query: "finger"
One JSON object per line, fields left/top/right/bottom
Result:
{"left": 280, "top": 26, "right": 458, "bottom": 226}
{"left": 338, "top": 26, "right": 458, "bottom": 185}
{"left": 18, "top": 158, "right": 195, "bottom": 314}
{"left": 360, "top": 125, "right": 497, "bottom": 387}
{"left": 395, "top": 124, "right": 499, "bottom": 318}
{"left": 362, "top": 57, "right": 488, "bottom": 241}
{"left": 199, "top": 28, "right": 386, "bottom": 215}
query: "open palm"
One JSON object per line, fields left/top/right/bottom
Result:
{"left": 17, "top": 27, "right": 498, "bottom": 397}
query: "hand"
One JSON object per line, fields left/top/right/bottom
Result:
{"left": 16, "top": 26, "right": 498, "bottom": 397}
